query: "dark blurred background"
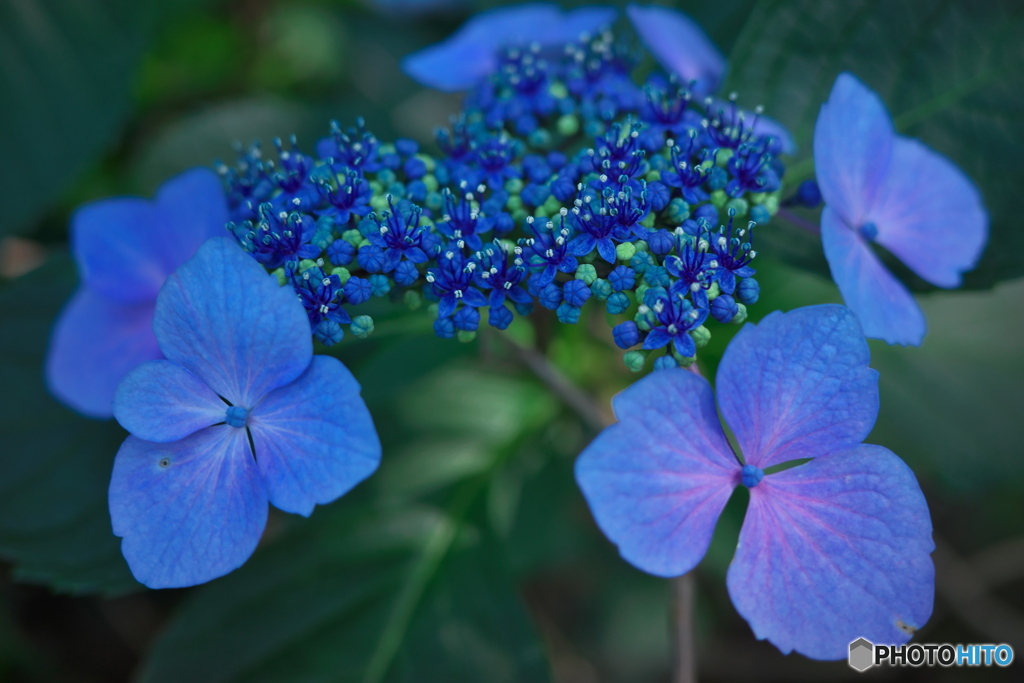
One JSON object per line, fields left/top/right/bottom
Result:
{"left": 0, "top": 0, "right": 1022, "bottom": 681}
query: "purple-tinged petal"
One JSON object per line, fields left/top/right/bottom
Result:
{"left": 821, "top": 206, "right": 927, "bottom": 346}
{"left": 109, "top": 427, "right": 268, "bottom": 589}
{"left": 113, "top": 360, "right": 226, "bottom": 443}
{"left": 45, "top": 288, "right": 162, "bottom": 418}
{"left": 249, "top": 356, "right": 381, "bottom": 516}
{"left": 813, "top": 73, "right": 893, "bottom": 226}
{"left": 716, "top": 304, "right": 878, "bottom": 470}
{"left": 403, "top": 4, "right": 615, "bottom": 91}
{"left": 576, "top": 369, "right": 738, "bottom": 577}
{"left": 869, "top": 136, "right": 988, "bottom": 288}
{"left": 154, "top": 237, "right": 312, "bottom": 407}
{"left": 72, "top": 168, "right": 228, "bottom": 304}
{"left": 727, "top": 444, "right": 934, "bottom": 660}
{"left": 627, "top": 4, "right": 726, "bottom": 95}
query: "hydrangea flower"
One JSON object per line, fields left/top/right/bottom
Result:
{"left": 110, "top": 238, "right": 381, "bottom": 588}
{"left": 575, "top": 305, "right": 934, "bottom": 659}
{"left": 46, "top": 168, "right": 228, "bottom": 418}
{"left": 402, "top": 3, "right": 617, "bottom": 91}
{"left": 814, "top": 73, "right": 988, "bottom": 346}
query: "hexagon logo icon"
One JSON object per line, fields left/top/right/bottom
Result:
{"left": 849, "top": 638, "right": 875, "bottom": 672}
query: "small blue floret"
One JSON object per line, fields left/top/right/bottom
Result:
{"left": 740, "top": 463, "right": 764, "bottom": 488}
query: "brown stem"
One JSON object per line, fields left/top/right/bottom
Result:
{"left": 672, "top": 573, "right": 697, "bottom": 683}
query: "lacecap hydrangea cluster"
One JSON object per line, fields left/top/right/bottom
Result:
{"left": 217, "top": 27, "right": 786, "bottom": 372}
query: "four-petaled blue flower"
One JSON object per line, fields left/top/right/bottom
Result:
{"left": 110, "top": 237, "right": 381, "bottom": 588}
{"left": 814, "top": 73, "right": 988, "bottom": 346}
{"left": 46, "top": 168, "right": 229, "bottom": 418}
{"left": 575, "top": 305, "right": 934, "bottom": 659}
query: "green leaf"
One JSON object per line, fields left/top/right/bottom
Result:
{"left": 0, "top": 256, "right": 137, "bottom": 594}
{"left": 138, "top": 501, "right": 550, "bottom": 683}
{"left": 726, "top": 0, "right": 1024, "bottom": 289}
{"left": 0, "top": 0, "right": 212, "bottom": 236}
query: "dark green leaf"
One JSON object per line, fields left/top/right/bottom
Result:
{"left": 0, "top": 256, "right": 137, "bottom": 594}
{"left": 138, "top": 502, "right": 550, "bottom": 683}
{"left": 727, "top": 0, "right": 1024, "bottom": 289}
{"left": 0, "top": 0, "right": 212, "bottom": 236}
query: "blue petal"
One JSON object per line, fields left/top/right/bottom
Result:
{"left": 869, "top": 136, "right": 988, "bottom": 288}
{"left": 575, "top": 369, "right": 738, "bottom": 576}
{"left": 402, "top": 4, "right": 616, "bottom": 91}
{"left": 110, "top": 427, "right": 268, "bottom": 588}
{"left": 642, "top": 326, "right": 672, "bottom": 350}
{"left": 726, "top": 444, "right": 934, "bottom": 660}
{"left": 249, "top": 356, "right": 381, "bottom": 516}
{"left": 716, "top": 304, "right": 879, "bottom": 470}
{"left": 113, "top": 360, "right": 226, "bottom": 442}
{"left": 627, "top": 4, "right": 726, "bottom": 95}
{"left": 821, "top": 206, "right": 926, "bottom": 345}
{"left": 813, "top": 73, "right": 894, "bottom": 226}
{"left": 672, "top": 333, "right": 695, "bottom": 358}
{"left": 154, "top": 237, "right": 313, "bottom": 407}
{"left": 72, "top": 168, "right": 228, "bottom": 303}
{"left": 596, "top": 237, "right": 618, "bottom": 264}
{"left": 46, "top": 287, "right": 162, "bottom": 418}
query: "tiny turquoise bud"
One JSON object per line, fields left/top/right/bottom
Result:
{"left": 643, "top": 265, "right": 670, "bottom": 287}
{"left": 750, "top": 204, "right": 771, "bottom": 225}
{"left": 666, "top": 197, "right": 690, "bottom": 223}
{"left": 605, "top": 291, "right": 630, "bottom": 315}
{"left": 404, "top": 289, "right": 422, "bottom": 310}
{"left": 368, "top": 274, "right": 391, "bottom": 298}
{"left": 315, "top": 320, "right": 344, "bottom": 346}
{"left": 635, "top": 304, "right": 656, "bottom": 331}
{"left": 623, "top": 350, "right": 646, "bottom": 373}
{"left": 590, "top": 278, "right": 612, "bottom": 300}
{"left": 528, "top": 128, "right": 552, "bottom": 149}
{"left": 556, "top": 303, "right": 581, "bottom": 324}
{"left": 653, "top": 356, "right": 678, "bottom": 371}
{"left": 741, "top": 464, "right": 765, "bottom": 488}
{"left": 351, "top": 315, "right": 374, "bottom": 338}
{"left": 707, "top": 166, "right": 729, "bottom": 191}
{"left": 576, "top": 264, "right": 598, "bottom": 285}
{"left": 630, "top": 250, "right": 655, "bottom": 274}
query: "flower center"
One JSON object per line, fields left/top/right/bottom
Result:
{"left": 859, "top": 221, "right": 878, "bottom": 241}
{"left": 740, "top": 463, "right": 764, "bottom": 488}
{"left": 225, "top": 405, "right": 249, "bottom": 429}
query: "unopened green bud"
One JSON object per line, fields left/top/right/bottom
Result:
{"left": 332, "top": 267, "right": 351, "bottom": 284}
{"left": 422, "top": 174, "right": 439, "bottom": 193}
{"left": 690, "top": 325, "right": 711, "bottom": 348}
{"left": 732, "top": 303, "right": 748, "bottom": 325}
{"left": 706, "top": 282, "right": 721, "bottom": 300}
{"left": 414, "top": 154, "right": 436, "bottom": 172}
{"left": 403, "top": 289, "right": 422, "bottom": 310}
{"left": 457, "top": 330, "right": 477, "bottom": 344}
{"left": 557, "top": 114, "right": 579, "bottom": 137}
{"left": 549, "top": 82, "right": 569, "bottom": 99}
{"left": 667, "top": 198, "right": 690, "bottom": 223}
{"left": 711, "top": 190, "right": 728, "bottom": 208}
{"left": 591, "top": 278, "right": 612, "bottom": 300}
{"left": 272, "top": 268, "right": 287, "bottom": 286}
{"left": 715, "top": 148, "right": 734, "bottom": 167}
{"left": 623, "top": 350, "right": 646, "bottom": 373}
{"left": 575, "top": 264, "right": 598, "bottom": 285}
{"left": 298, "top": 259, "right": 318, "bottom": 273}
{"left": 616, "top": 242, "right": 637, "bottom": 262}
{"left": 725, "top": 198, "right": 748, "bottom": 217}
{"left": 351, "top": 315, "right": 374, "bottom": 338}
{"left": 541, "top": 196, "right": 562, "bottom": 216}
{"left": 505, "top": 178, "right": 524, "bottom": 194}
{"left": 342, "top": 229, "right": 363, "bottom": 247}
